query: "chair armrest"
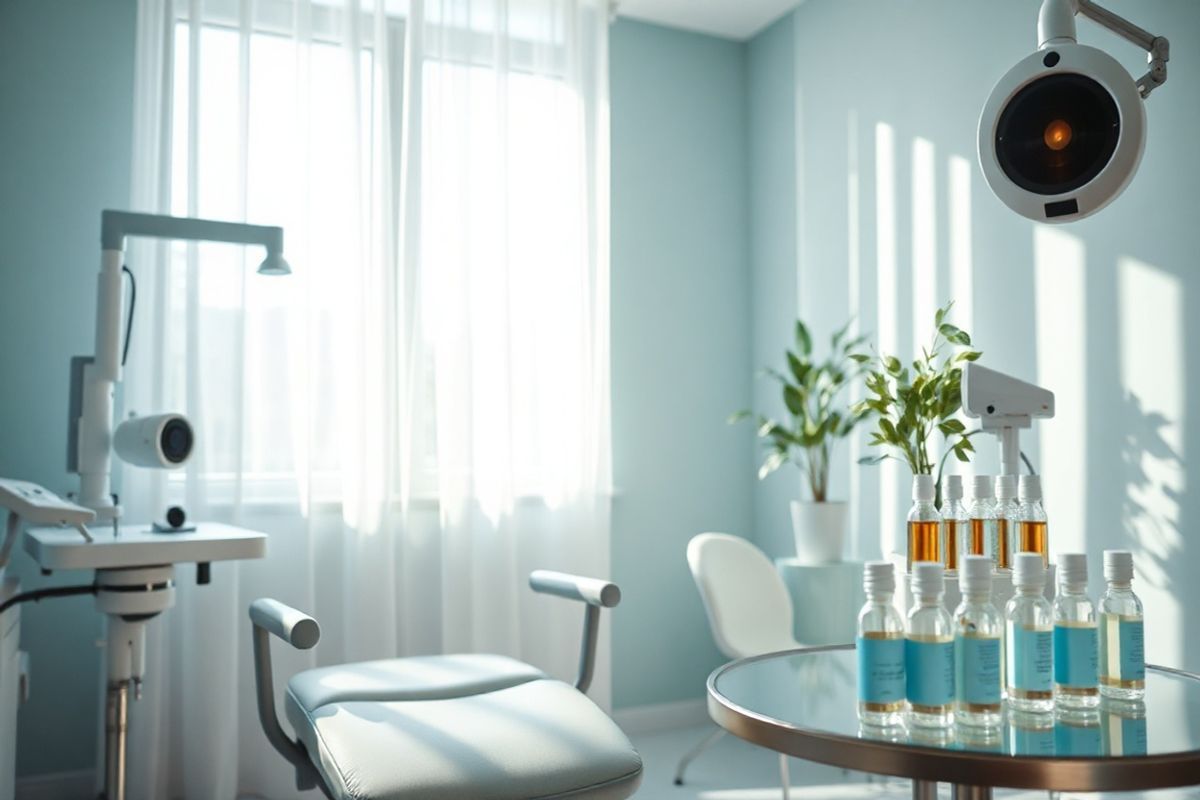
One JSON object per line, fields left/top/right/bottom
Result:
{"left": 529, "top": 570, "right": 621, "bottom": 608}
{"left": 250, "top": 598, "right": 321, "bottom": 649}
{"left": 529, "top": 571, "right": 621, "bottom": 694}
{"left": 248, "top": 598, "right": 323, "bottom": 791}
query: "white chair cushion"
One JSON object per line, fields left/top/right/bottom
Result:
{"left": 287, "top": 654, "right": 547, "bottom": 710}
{"left": 285, "top": 675, "right": 642, "bottom": 800}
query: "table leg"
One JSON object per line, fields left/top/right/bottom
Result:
{"left": 912, "top": 779, "right": 937, "bottom": 800}
{"left": 951, "top": 785, "right": 992, "bottom": 800}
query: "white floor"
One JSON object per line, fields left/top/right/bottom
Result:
{"left": 627, "top": 723, "right": 1200, "bottom": 800}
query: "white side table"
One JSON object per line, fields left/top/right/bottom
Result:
{"left": 774, "top": 559, "right": 864, "bottom": 646}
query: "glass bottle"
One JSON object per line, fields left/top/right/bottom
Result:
{"left": 1017, "top": 475, "right": 1049, "bottom": 567}
{"left": 1099, "top": 550, "right": 1145, "bottom": 701}
{"left": 1005, "top": 552, "right": 1053, "bottom": 713}
{"left": 1053, "top": 552, "right": 1099, "bottom": 709}
{"left": 942, "top": 475, "right": 969, "bottom": 571}
{"left": 993, "top": 475, "right": 1019, "bottom": 570}
{"left": 906, "top": 561, "right": 955, "bottom": 728}
{"left": 968, "top": 475, "right": 997, "bottom": 563}
{"left": 907, "top": 474, "right": 942, "bottom": 571}
{"left": 954, "top": 555, "right": 1002, "bottom": 727}
{"left": 856, "top": 561, "right": 905, "bottom": 727}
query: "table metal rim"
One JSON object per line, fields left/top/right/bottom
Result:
{"left": 707, "top": 643, "right": 1200, "bottom": 792}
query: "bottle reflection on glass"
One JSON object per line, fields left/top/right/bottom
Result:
{"left": 1054, "top": 707, "right": 1103, "bottom": 756}
{"left": 1007, "top": 709, "right": 1055, "bottom": 756}
{"left": 1101, "top": 698, "right": 1147, "bottom": 756}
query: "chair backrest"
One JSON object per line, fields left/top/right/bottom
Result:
{"left": 686, "top": 532, "right": 799, "bottom": 660}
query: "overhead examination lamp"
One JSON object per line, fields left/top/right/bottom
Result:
{"left": 69, "top": 210, "right": 290, "bottom": 525}
{"left": 978, "top": 0, "right": 1169, "bottom": 222}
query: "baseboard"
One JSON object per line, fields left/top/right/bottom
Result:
{"left": 14, "top": 769, "right": 94, "bottom": 800}
{"left": 613, "top": 697, "right": 708, "bottom": 734}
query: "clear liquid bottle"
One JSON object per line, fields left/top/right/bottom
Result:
{"left": 1099, "top": 550, "right": 1145, "bottom": 701}
{"left": 907, "top": 475, "right": 942, "bottom": 571}
{"left": 993, "top": 475, "right": 1019, "bottom": 570}
{"left": 942, "top": 475, "right": 969, "bottom": 572}
{"left": 856, "top": 561, "right": 905, "bottom": 727}
{"left": 906, "top": 561, "right": 955, "bottom": 728}
{"left": 1017, "top": 476, "right": 1049, "bottom": 568}
{"left": 1054, "top": 552, "right": 1099, "bottom": 709}
{"left": 968, "top": 476, "right": 997, "bottom": 563}
{"left": 954, "top": 555, "right": 1002, "bottom": 727}
{"left": 1005, "top": 552, "right": 1054, "bottom": 712}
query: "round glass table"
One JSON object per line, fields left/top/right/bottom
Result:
{"left": 707, "top": 644, "right": 1200, "bottom": 800}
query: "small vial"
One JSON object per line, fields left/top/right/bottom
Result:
{"left": 1099, "top": 550, "right": 1145, "bottom": 700}
{"left": 1005, "top": 552, "right": 1054, "bottom": 713}
{"left": 993, "top": 476, "right": 1020, "bottom": 570}
{"left": 905, "top": 561, "right": 955, "bottom": 728}
{"left": 1017, "top": 476, "right": 1049, "bottom": 567}
{"left": 857, "top": 561, "right": 906, "bottom": 727}
{"left": 1053, "top": 553, "right": 1099, "bottom": 709}
{"left": 907, "top": 475, "right": 942, "bottom": 571}
{"left": 954, "top": 555, "right": 1002, "bottom": 727}
{"left": 968, "top": 476, "right": 997, "bottom": 563}
{"left": 942, "top": 475, "right": 969, "bottom": 571}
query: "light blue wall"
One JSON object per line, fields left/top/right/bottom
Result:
{"left": 609, "top": 19, "right": 752, "bottom": 708}
{"left": 752, "top": 0, "right": 1200, "bottom": 678}
{"left": 0, "top": 0, "right": 138, "bottom": 777}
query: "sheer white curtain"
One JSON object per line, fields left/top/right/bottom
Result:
{"left": 121, "top": 0, "right": 610, "bottom": 796}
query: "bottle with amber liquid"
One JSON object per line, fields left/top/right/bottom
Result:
{"left": 993, "top": 475, "right": 1019, "bottom": 570}
{"left": 968, "top": 476, "right": 997, "bottom": 564}
{"left": 942, "top": 475, "right": 968, "bottom": 571}
{"left": 1017, "top": 475, "right": 1048, "bottom": 567}
{"left": 907, "top": 474, "right": 942, "bottom": 571}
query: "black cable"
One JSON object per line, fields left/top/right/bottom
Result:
{"left": 121, "top": 264, "right": 136, "bottom": 367}
{"left": 1020, "top": 449, "right": 1037, "bottom": 476}
{"left": 0, "top": 584, "right": 97, "bottom": 615}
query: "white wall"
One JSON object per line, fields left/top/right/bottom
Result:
{"left": 750, "top": 0, "right": 1200, "bottom": 676}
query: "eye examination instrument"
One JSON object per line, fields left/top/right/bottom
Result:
{"left": 962, "top": 363, "right": 1055, "bottom": 479}
{"left": 0, "top": 209, "right": 287, "bottom": 800}
{"left": 978, "top": 0, "right": 1170, "bottom": 221}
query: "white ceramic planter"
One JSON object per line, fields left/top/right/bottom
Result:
{"left": 789, "top": 500, "right": 849, "bottom": 564}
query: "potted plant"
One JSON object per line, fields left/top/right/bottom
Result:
{"left": 731, "top": 319, "right": 871, "bottom": 563}
{"left": 854, "top": 302, "right": 983, "bottom": 502}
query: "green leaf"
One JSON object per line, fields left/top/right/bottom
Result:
{"left": 830, "top": 319, "right": 853, "bottom": 350}
{"left": 849, "top": 353, "right": 871, "bottom": 364}
{"left": 954, "top": 350, "right": 983, "bottom": 363}
{"left": 884, "top": 356, "right": 902, "bottom": 376}
{"left": 783, "top": 385, "right": 805, "bottom": 416}
{"left": 786, "top": 351, "right": 809, "bottom": 384}
{"left": 758, "top": 450, "right": 788, "bottom": 480}
{"left": 858, "top": 454, "right": 891, "bottom": 466}
{"left": 728, "top": 410, "right": 752, "bottom": 424}
{"left": 937, "top": 418, "right": 966, "bottom": 435}
{"left": 795, "top": 320, "right": 812, "bottom": 356}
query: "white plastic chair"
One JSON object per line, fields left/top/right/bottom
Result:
{"left": 678, "top": 532, "right": 802, "bottom": 798}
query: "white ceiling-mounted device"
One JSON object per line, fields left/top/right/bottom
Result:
{"left": 67, "top": 210, "right": 290, "bottom": 524}
{"left": 978, "top": 0, "right": 1169, "bottom": 223}
{"left": 962, "top": 363, "right": 1055, "bottom": 478}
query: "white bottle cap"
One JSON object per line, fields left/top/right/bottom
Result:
{"left": 959, "top": 555, "right": 992, "bottom": 595}
{"left": 972, "top": 475, "right": 993, "bottom": 500}
{"left": 863, "top": 560, "right": 895, "bottom": 595}
{"left": 944, "top": 474, "right": 963, "bottom": 501}
{"left": 1013, "top": 552, "right": 1045, "bottom": 589}
{"left": 911, "top": 561, "right": 944, "bottom": 597}
{"left": 1058, "top": 552, "right": 1088, "bottom": 586}
{"left": 995, "top": 474, "right": 1017, "bottom": 501}
{"left": 1104, "top": 549, "right": 1134, "bottom": 583}
{"left": 912, "top": 474, "right": 935, "bottom": 502}
{"left": 1018, "top": 475, "right": 1042, "bottom": 502}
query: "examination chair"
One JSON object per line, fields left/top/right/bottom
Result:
{"left": 250, "top": 571, "right": 642, "bottom": 800}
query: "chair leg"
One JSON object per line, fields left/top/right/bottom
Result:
{"left": 673, "top": 727, "right": 726, "bottom": 786}
{"left": 778, "top": 753, "right": 790, "bottom": 800}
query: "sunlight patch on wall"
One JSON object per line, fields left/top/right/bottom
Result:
{"left": 947, "top": 155, "right": 973, "bottom": 332}
{"left": 1033, "top": 225, "right": 1087, "bottom": 554}
{"left": 875, "top": 122, "right": 898, "bottom": 557}
{"left": 1118, "top": 256, "right": 1184, "bottom": 668}
{"left": 911, "top": 137, "right": 937, "bottom": 359}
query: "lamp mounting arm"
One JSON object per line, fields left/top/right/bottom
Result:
{"left": 1040, "top": 0, "right": 1169, "bottom": 98}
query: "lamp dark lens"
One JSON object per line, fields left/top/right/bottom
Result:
{"left": 161, "top": 419, "right": 193, "bottom": 464}
{"left": 995, "top": 73, "right": 1119, "bottom": 195}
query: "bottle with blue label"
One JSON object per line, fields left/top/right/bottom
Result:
{"left": 1054, "top": 552, "right": 1099, "bottom": 709}
{"left": 1099, "top": 550, "right": 1145, "bottom": 700}
{"left": 1005, "top": 552, "right": 1054, "bottom": 713}
{"left": 906, "top": 561, "right": 955, "bottom": 728}
{"left": 857, "top": 561, "right": 906, "bottom": 727}
{"left": 954, "top": 555, "right": 1002, "bottom": 727}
